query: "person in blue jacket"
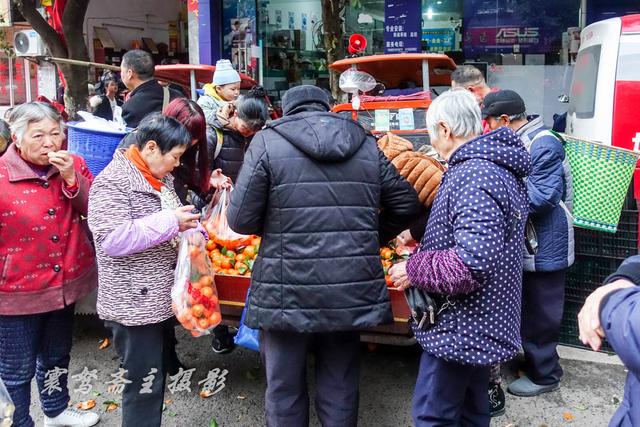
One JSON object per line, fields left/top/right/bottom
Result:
{"left": 579, "top": 256, "right": 640, "bottom": 427}
{"left": 483, "top": 90, "right": 574, "bottom": 414}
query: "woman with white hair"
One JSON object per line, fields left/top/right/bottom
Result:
{"left": 389, "top": 89, "right": 530, "bottom": 425}
{"left": 0, "top": 102, "right": 99, "bottom": 427}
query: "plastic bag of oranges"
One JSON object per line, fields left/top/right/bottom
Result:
{"left": 172, "top": 231, "right": 222, "bottom": 337}
{"left": 202, "top": 188, "right": 253, "bottom": 250}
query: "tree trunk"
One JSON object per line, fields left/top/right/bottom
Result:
{"left": 13, "top": 0, "right": 90, "bottom": 119}
{"left": 321, "top": 0, "right": 346, "bottom": 101}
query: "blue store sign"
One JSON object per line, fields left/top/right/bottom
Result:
{"left": 384, "top": 0, "right": 421, "bottom": 54}
{"left": 422, "top": 28, "right": 455, "bottom": 52}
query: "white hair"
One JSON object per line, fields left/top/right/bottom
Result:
{"left": 426, "top": 89, "right": 482, "bottom": 140}
{"left": 8, "top": 102, "right": 65, "bottom": 144}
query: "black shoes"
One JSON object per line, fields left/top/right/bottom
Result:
{"left": 488, "top": 381, "right": 506, "bottom": 417}
{"left": 211, "top": 325, "right": 236, "bottom": 354}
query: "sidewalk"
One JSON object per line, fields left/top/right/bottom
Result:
{"left": 26, "top": 318, "right": 627, "bottom": 426}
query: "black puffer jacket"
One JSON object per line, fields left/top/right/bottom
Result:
{"left": 227, "top": 112, "right": 421, "bottom": 332}
{"left": 207, "top": 124, "right": 249, "bottom": 184}
{"left": 121, "top": 80, "right": 182, "bottom": 128}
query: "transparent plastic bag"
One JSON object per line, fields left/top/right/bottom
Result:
{"left": 0, "top": 377, "right": 15, "bottom": 426}
{"left": 172, "top": 231, "right": 222, "bottom": 337}
{"left": 339, "top": 69, "right": 377, "bottom": 110}
{"left": 202, "top": 188, "right": 253, "bottom": 250}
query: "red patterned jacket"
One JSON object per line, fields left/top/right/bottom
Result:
{"left": 0, "top": 144, "right": 97, "bottom": 315}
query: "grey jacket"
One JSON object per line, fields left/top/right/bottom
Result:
{"left": 88, "top": 150, "right": 182, "bottom": 326}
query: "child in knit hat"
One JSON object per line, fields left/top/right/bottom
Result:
{"left": 197, "top": 59, "right": 242, "bottom": 125}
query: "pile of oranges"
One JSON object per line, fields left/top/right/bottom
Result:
{"left": 206, "top": 236, "right": 261, "bottom": 276}
{"left": 380, "top": 246, "right": 397, "bottom": 287}
{"left": 380, "top": 243, "right": 415, "bottom": 287}
{"left": 173, "top": 239, "right": 223, "bottom": 337}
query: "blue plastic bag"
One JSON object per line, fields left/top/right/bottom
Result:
{"left": 234, "top": 289, "right": 260, "bottom": 351}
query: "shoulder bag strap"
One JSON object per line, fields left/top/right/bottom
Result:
{"left": 162, "top": 86, "right": 170, "bottom": 111}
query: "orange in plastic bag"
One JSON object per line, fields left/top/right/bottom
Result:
{"left": 202, "top": 188, "right": 253, "bottom": 250}
{"left": 172, "top": 231, "right": 222, "bottom": 337}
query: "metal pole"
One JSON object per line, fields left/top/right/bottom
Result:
{"left": 580, "top": 0, "right": 588, "bottom": 29}
{"left": 8, "top": 55, "right": 14, "bottom": 107}
{"left": 258, "top": 40, "right": 263, "bottom": 86}
{"left": 24, "top": 59, "right": 31, "bottom": 102}
{"left": 422, "top": 59, "right": 430, "bottom": 93}
{"left": 190, "top": 69, "right": 197, "bottom": 101}
{"left": 45, "top": 56, "right": 120, "bottom": 71}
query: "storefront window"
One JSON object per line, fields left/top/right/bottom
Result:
{"left": 223, "top": 0, "right": 258, "bottom": 80}
{"left": 258, "top": 0, "right": 329, "bottom": 107}
{"left": 344, "top": 0, "right": 386, "bottom": 55}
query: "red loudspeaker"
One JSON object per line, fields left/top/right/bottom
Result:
{"left": 348, "top": 34, "right": 367, "bottom": 55}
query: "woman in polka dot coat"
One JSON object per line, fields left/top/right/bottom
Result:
{"left": 390, "top": 89, "right": 530, "bottom": 426}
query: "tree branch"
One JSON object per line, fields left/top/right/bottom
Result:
{"left": 13, "top": 0, "right": 67, "bottom": 58}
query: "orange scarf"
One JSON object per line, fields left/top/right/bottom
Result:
{"left": 124, "top": 145, "right": 164, "bottom": 191}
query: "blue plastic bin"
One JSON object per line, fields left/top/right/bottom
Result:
{"left": 67, "top": 122, "right": 129, "bottom": 176}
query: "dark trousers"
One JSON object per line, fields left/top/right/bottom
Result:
{"left": 521, "top": 269, "right": 566, "bottom": 385}
{"left": 412, "top": 352, "right": 490, "bottom": 427}
{"left": 0, "top": 305, "right": 75, "bottom": 427}
{"left": 105, "top": 318, "right": 176, "bottom": 427}
{"left": 261, "top": 330, "right": 361, "bottom": 427}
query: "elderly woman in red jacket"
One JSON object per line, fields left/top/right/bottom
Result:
{"left": 0, "top": 102, "right": 99, "bottom": 427}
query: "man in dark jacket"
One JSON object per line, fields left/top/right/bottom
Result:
{"left": 483, "top": 90, "right": 574, "bottom": 410}
{"left": 120, "top": 50, "right": 182, "bottom": 127}
{"left": 227, "top": 85, "right": 421, "bottom": 426}
{"left": 579, "top": 256, "right": 640, "bottom": 427}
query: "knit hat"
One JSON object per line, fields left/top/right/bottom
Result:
{"left": 282, "top": 85, "right": 331, "bottom": 116}
{"left": 212, "top": 60, "right": 241, "bottom": 86}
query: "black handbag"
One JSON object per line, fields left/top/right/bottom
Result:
{"left": 404, "top": 287, "right": 450, "bottom": 330}
{"left": 524, "top": 219, "right": 538, "bottom": 255}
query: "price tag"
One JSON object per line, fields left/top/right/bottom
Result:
{"left": 375, "top": 109, "right": 390, "bottom": 131}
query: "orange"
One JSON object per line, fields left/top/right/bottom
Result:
{"left": 191, "top": 304, "right": 205, "bottom": 318}
{"left": 209, "top": 311, "right": 222, "bottom": 326}
{"left": 385, "top": 275, "right": 394, "bottom": 287}
{"left": 243, "top": 246, "right": 256, "bottom": 258}
{"left": 209, "top": 295, "right": 219, "bottom": 306}
{"left": 197, "top": 318, "right": 210, "bottom": 329}
{"left": 221, "top": 258, "right": 232, "bottom": 269}
{"left": 380, "top": 248, "right": 393, "bottom": 260}
{"left": 235, "top": 254, "right": 246, "bottom": 263}
{"left": 200, "top": 275, "right": 214, "bottom": 287}
{"left": 190, "top": 280, "right": 203, "bottom": 290}
{"left": 243, "top": 271, "right": 251, "bottom": 277}
{"left": 201, "top": 286, "right": 214, "bottom": 299}
{"left": 205, "top": 240, "right": 217, "bottom": 251}
{"left": 251, "top": 237, "right": 261, "bottom": 247}
{"left": 189, "top": 246, "right": 201, "bottom": 259}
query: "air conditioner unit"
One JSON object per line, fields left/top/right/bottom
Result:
{"left": 14, "top": 29, "right": 47, "bottom": 57}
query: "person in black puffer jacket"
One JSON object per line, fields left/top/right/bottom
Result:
{"left": 227, "top": 85, "right": 422, "bottom": 427}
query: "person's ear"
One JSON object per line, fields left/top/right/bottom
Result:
{"left": 500, "top": 114, "right": 510, "bottom": 126}
{"left": 144, "top": 140, "right": 158, "bottom": 152}
{"left": 439, "top": 121, "right": 452, "bottom": 140}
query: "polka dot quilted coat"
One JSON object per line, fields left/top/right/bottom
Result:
{"left": 409, "top": 127, "right": 531, "bottom": 366}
